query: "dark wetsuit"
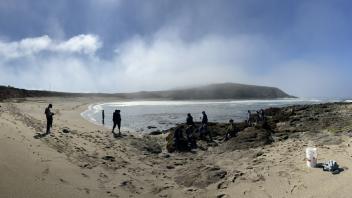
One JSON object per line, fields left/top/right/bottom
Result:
{"left": 200, "top": 112, "right": 212, "bottom": 141}
{"left": 112, "top": 111, "right": 121, "bottom": 133}
{"left": 186, "top": 115, "right": 195, "bottom": 126}
{"left": 202, "top": 113, "right": 208, "bottom": 125}
{"left": 102, "top": 110, "right": 105, "bottom": 125}
{"left": 173, "top": 127, "right": 183, "bottom": 150}
{"left": 45, "top": 107, "right": 53, "bottom": 134}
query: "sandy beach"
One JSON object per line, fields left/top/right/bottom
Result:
{"left": 1, "top": 97, "right": 352, "bottom": 198}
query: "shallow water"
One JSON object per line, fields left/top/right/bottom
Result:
{"left": 81, "top": 98, "right": 341, "bottom": 133}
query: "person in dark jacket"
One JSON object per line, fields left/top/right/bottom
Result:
{"left": 260, "top": 109, "right": 265, "bottom": 122}
{"left": 186, "top": 125, "right": 197, "bottom": 149}
{"left": 186, "top": 113, "right": 195, "bottom": 126}
{"left": 45, "top": 104, "right": 54, "bottom": 134}
{"left": 173, "top": 126, "right": 184, "bottom": 151}
{"left": 112, "top": 110, "right": 121, "bottom": 136}
{"left": 201, "top": 111, "right": 208, "bottom": 125}
{"left": 199, "top": 111, "right": 212, "bottom": 141}
{"left": 102, "top": 110, "right": 105, "bottom": 125}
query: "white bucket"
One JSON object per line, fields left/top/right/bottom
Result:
{"left": 306, "top": 147, "right": 317, "bottom": 168}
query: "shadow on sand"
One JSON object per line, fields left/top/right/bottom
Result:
{"left": 113, "top": 133, "right": 128, "bottom": 139}
{"left": 33, "top": 132, "right": 49, "bottom": 139}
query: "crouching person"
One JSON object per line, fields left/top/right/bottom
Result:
{"left": 186, "top": 125, "right": 197, "bottom": 149}
{"left": 173, "top": 126, "right": 184, "bottom": 151}
{"left": 225, "top": 119, "right": 238, "bottom": 141}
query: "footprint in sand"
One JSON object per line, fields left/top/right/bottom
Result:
{"left": 84, "top": 188, "right": 90, "bottom": 194}
{"left": 217, "top": 194, "right": 230, "bottom": 198}
{"left": 59, "top": 178, "right": 69, "bottom": 184}
{"left": 81, "top": 173, "right": 89, "bottom": 178}
{"left": 217, "top": 181, "right": 229, "bottom": 189}
{"left": 42, "top": 168, "right": 49, "bottom": 176}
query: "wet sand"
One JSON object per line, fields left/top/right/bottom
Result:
{"left": 1, "top": 97, "right": 352, "bottom": 198}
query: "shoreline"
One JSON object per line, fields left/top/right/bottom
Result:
{"left": 79, "top": 98, "right": 343, "bottom": 135}
{"left": 1, "top": 97, "right": 352, "bottom": 197}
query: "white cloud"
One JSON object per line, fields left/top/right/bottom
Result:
{"left": 0, "top": 34, "right": 102, "bottom": 60}
{"left": 0, "top": 35, "right": 51, "bottom": 59}
{"left": 54, "top": 34, "right": 102, "bottom": 55}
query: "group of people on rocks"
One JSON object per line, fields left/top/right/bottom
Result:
{"left": 173, "top": 109, "right": 266, "bottom": 152}
{"left": 247, "top": 109, "right": 265, "bottom": 126}
{"left": 173, "top": 111, "right": 213, "bottom": 151}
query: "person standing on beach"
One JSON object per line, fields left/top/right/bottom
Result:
{"left": 45, "top": 104, "right": 54, "bottom": 134}
{"left": 102, "top": 110, "right": 105, "bottom": 125}
{"left": 112, "top": 110, "right": 121, "bottom": 136}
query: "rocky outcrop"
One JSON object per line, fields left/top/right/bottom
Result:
{"left": 165, "top": 102, "right": 352, "bottom": 153}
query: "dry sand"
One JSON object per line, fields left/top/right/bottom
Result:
{"left": 1, "top": 97, "right": 352, "bottom": 198}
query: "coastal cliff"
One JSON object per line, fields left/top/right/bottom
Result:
{"left": 0, "top": 83, "right": 293, "bottom": 100}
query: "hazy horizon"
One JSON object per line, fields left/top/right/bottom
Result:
{"left": 1, "top": 0, "right": 352, "bottom": 98}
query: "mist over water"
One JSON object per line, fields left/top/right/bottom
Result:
{"left": 81, "top": 98, "right": 342, "bottom": 133}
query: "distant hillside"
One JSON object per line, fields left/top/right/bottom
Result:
{"left": 123, "top": 83, "right": 294, "bottom": 100}
{"left": 0, "top": 83, "right": 294, "bottom": 101}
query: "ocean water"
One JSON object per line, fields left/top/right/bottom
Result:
{"left": 81, "top": 98, "right": 342, "bottom": 133}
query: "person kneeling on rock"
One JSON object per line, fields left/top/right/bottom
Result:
{"left": 174, "top": 126, "right": 185, "bottom": 151}
{"left": 186, "top": 125, "right": 197, "bottom": 149}
{"left": 224, "top": 119, "right": 238, "bottom": 141}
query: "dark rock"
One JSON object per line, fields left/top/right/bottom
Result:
{"left": 219, "top": 127, "right": 273, "bottom": 152}
{"left": 102, "top": 156, "right": 115, "bottom": 162}
{"left": 62, "top": 127, "right": 70, "bottom": 133}
{"left": 120, "top": 181, "right": 130, "bottom": 186}
{"left": 166, "top": 165, "right": 175, "bottom": 169}
{"left": 147, "top": 126, "right": 157, "bottom": 129}
{"left": 160, "top": 153, "right": 170, "bottom": 158}
{"left": 255, "top": 151, "right": 264, "bottom": 157}
{"left": 166, "top": 122, "right": 242, "bottom": 153}
{"left": 149, "top": 131, "right": 162, "bottom": 135}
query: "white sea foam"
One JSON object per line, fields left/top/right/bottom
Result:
{"left": 97, "top": 98, "right": 323, "bottom": 107}
{"left": 81, "top": 103, "right": 104, "bottom": 124}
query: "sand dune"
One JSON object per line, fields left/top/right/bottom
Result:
{"left": 1, "top": 97, "right": 352, "bottom": 198}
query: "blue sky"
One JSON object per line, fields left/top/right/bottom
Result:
{"left": 0, "top": 0, "right": 351, "bottom": 97}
